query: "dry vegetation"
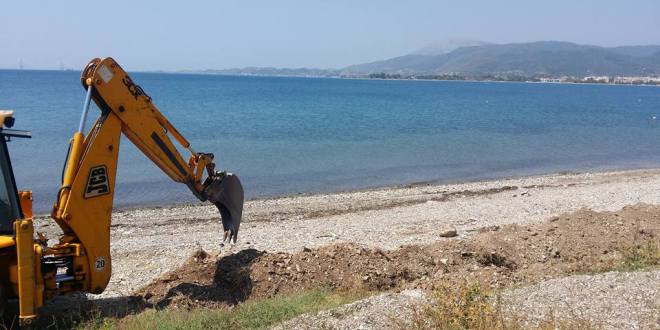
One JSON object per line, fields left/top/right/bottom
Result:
{"left": 407, "top": 282, "right": 596, "bottom": 330}
{"left": 53, "top": 290, "right": 369, "bottom": 330}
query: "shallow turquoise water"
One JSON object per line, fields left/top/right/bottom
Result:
{"left": 1, "top": 70, "right": 660, "bottom": 212}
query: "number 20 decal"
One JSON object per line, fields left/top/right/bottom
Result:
{"left": 95, "top": 257, "right": 106, "bottom": 272}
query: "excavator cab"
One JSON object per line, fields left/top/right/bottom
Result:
{"left": 0, "top": 112, "right": 24, "bottom": 235}
{"left": 0, "top": 110, "right": 32, "bottom": 323}
{"left": 0, "top": 141, "right": 21, "bottom": 236}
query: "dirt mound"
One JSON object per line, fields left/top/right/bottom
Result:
{"left": 138, "top": 204, "right": 659, "bottom": 309}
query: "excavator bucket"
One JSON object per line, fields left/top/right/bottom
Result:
{"left": 204, "top": 172, "right": 244, "bottom": 243}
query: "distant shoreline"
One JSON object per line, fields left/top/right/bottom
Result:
{"left": 3, "top": 68, "right": 658, "bottom": 87}
{"left": 337, "top": 75, "right": 660, "bottom": 87}
{"left": 163, "top": 72, "right": 660, "bottom": 87}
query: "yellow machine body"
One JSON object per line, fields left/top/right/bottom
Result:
{"left": 0, "top": 58, "right": 244, "bottom": 325}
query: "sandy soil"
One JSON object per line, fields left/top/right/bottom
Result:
{"left": 137, "top": 204, "right": 659, "bottom": 307}
{"left": 34, "top": 168, "right": 660, "bottom": 298}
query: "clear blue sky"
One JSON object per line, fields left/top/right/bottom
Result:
{"left": 1, "top": 1, "right": 659, "bottom": 71}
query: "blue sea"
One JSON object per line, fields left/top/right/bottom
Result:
{"left": 1, "top": 69, "right": 660, "bottom": 213}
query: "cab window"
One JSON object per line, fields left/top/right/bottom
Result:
{"left": 0, "top": 139, "right": 21, "bottom": 234}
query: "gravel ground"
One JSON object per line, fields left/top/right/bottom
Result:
{"left": 271, "top": 270, "right": 660, "bottom": 330}
{"left": 500, "top": 270, "right": 660, "bottom": 330}
{"left": 33, "top": 168, "right": 660, "bottom": 297}
{"left": 271, "top": 289, "right": 428, "bottom": 330}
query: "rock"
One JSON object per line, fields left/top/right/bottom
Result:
{"left": 439, "top": 228, "right": 458, "bottom": 238}
{"left": 478, "top": 225, "right": 501, "bottom": 233}
{"left": 551, "top": 248, "right": 561, "bottom": 258}
{"left": 461, "top": 251, "right": 475, "bottom": 257}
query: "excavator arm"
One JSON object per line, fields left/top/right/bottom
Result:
{"left": 2, "top": 57, "right": 244, "bottom": 325}
{"left": 45, "top": 57, "right": 243, "bottom": 299}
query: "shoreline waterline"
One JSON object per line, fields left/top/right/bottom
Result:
{"left": 33, "top": 166, "right": 660, "bottom": 217}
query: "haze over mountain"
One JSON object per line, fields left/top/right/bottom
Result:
{"left": 343, "top": 41, "right": 660, "bottom": 76}
{"left": 410, "top": 39, "right": 491, "bottom": 56}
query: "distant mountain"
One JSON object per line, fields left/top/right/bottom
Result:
{"left": 343, "top": 41, "right": 660, "bottom": 76}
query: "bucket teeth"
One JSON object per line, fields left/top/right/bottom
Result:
{"left": 204, "top": 172, "right": 244, "bottom": 243}
{"left": 223, "top": 229, "right": 234, "bottom": 243}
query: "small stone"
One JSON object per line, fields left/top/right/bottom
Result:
{"left": 551, "top": 248, "right": 561, "bottom": 258}
{"left": 440, "top": 258, "right": 448, "bottom": 265}
{"left": 439, "top": 228, "right": 458, "bottom": 238}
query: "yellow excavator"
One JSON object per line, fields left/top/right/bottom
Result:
{"left": 0, "top": 57, "right": 244, "bottom": 325}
